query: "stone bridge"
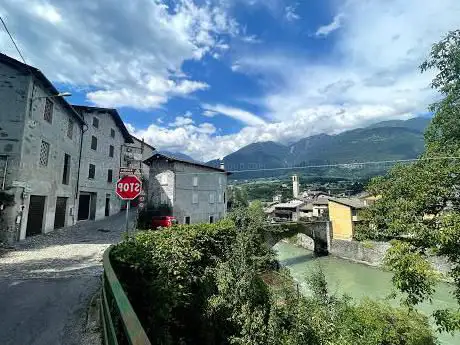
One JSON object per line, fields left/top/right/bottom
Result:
{"left": 265, "top": 221, "right": 331, "bottom": 256}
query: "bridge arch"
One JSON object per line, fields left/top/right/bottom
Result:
{"left": 265, "top": 221, "right": 331, "bottom": 256}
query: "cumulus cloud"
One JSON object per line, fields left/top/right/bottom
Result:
{"left": 169, "top": 116, "right": 195, "bottom": 127}
{"left": 202, "top": 104, "right": 266, "bottom": 126}
{"left": 315, "top": 14, "right": 343, "bottom": 37}
{"left": 130, "top": 0, "right": 460, "bottom": 161}
{"left": 0, "top": 0, "right": 235, "bottom": 109}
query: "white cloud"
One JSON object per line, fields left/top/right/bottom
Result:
{"left": 129, "top": 0, "right": 460, "bottom": 161}
{"left": 315, "top": 14, "right": 343, "bottom": 37}
{"left": 169, "top": 116, "right": 195, "bottom": 127}
{"left": 202, "top": 104, "right": 266, "bottom": 126}
{"left": 0, "top": 0, "right": 235, "bottom": 109}
{"left": 32, "top": 3, "right": 62, "bottom": 24}
{"left": 285, "top": 5, "right": 300, "bottom": 21}
{"left": 241, "top": 35, "right": 262, "bottom": 44}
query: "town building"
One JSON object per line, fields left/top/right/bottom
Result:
{"left": 328, "top": 197, "right": 366, "bottom": 240}
{"left": 273, "top": 200, "right": 304, "bottom": 221}
{"left": 73, "top": 106, "right": 134, "bottom": 221}
{"left": 0, "top": 53, "right": 85, "bottom": 242}
{"left": 312, "top": 197, "right": 330, "bottom": 217}
{"left": 292, "top": 174, "right": 300, "bottom": 198}
{"left": 144, "top": 153, "right": 229, "bottom": 224}
{"left": 121, "top": 135, "right": 156, "bottom": 180}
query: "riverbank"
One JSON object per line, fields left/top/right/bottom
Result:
{"left": 285, "top": 234, "right": 453, "bottom": 280}
{"left": 274, "top": 241, "right": 459, "bottom": 345}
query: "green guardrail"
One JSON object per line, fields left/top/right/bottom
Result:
{"left": 101, "top": 246, "right": 151, "bottom": 345}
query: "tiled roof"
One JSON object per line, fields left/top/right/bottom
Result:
{"left": 329, "top": 197, "right": 366, "bottom": 209}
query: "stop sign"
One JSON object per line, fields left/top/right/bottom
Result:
{"left": 116, "top": 175, "right": 142, "bottom": 200}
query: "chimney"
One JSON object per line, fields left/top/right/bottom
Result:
{"left": 220, "top": 159, "right": 225, "bottom": 170}
{"left": 292, "top": 175, "right": 299, "bottom": 199}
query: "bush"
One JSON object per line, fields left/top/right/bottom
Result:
{"left": 112, "top": 207, "right": 437, "bottom": 345}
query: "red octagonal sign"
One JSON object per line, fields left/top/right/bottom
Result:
{"left": 116, "top": 175, "right": 142, "bottom": 200}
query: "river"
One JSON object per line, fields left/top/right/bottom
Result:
{"left": 274, "top": 241, "right": 459, "bottom": 345}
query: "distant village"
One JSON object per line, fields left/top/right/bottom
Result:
{"left": 263, "top": 174, "right": 378, "bottom": 240}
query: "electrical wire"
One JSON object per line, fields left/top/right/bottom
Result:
{"left": 170, "top": 156, "right": 460, "bottom": 176}
{"left": 0, "top": 15, "right": 28, "bottom": 65}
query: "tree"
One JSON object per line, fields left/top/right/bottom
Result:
{"left": 359, "top": 30, "right": 460, "bottom": 333}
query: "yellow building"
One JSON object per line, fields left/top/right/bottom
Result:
{"left": 328, "top": 198, "right": 366, "bottom": 240}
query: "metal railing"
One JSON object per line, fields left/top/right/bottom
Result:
{"left": 100, "top": 246, "right": 151, "bottom": 345}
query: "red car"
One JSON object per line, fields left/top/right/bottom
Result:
{"left": 151, "top": 216, "right": 177, "bottom": 229}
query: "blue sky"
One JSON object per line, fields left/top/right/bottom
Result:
{"left": 1, "top": 0, "right": 459, "bottom": 161}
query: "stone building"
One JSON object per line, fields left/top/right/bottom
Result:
{"left": 0, "top": 53, "right": 85, "bottom": 242}
{"left": 122, "top": 135, "right": 156, "bottom": 179}
{"left": 73, "top": 106, "right": 133, "bottom": 221}
{"left": 144, "top": 153, "right": 229, "bottom": 224}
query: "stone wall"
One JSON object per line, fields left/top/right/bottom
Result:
{"left": 329, "top": 239, "right": 453, "bottom": 279}
{"left": 330, "top": 239, "right": 390, "bottom": 266}
{"left": 288, "top": 233, "right": 315, "bottom": 251}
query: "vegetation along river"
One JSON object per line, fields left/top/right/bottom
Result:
{"left": 274, "top": 241, "right": 459, "bottom": 345}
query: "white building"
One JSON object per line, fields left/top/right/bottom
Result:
{"left": 144, "top": 153, "right": 229, "bottom": 224}
{"left": 73, "top": 106, "right": 134, "bottom": 221}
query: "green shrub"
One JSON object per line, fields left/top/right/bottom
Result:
{"left": 111, "top": 207, "right": 437, "bottom": 345}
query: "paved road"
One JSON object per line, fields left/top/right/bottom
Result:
{"left": 0, "top": 212, "right": 134, "bottom": 345}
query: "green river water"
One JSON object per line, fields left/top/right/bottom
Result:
{"left": 274, "top": 241, "right": 460, "bottom": 345}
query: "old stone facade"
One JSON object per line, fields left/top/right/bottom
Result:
{"left": 0, "top": 53, "right": 138, "bottom": 243}
{"left": 74, "top": 106, "right": 134, "bottom": 221}
{"left": 145, "top": 153, "right": 228, "bottom": 224}
{"left": 0, "top": 53, "right": 85, "bottom": 242}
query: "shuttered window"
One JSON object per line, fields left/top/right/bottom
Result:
{"left": 39, "top": 141, "right": 50, "bottom": 166}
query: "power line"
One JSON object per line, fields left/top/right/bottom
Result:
{"left": 227, "top": 156, "right": 460, "bottom": 174}
{"left": 0, "top": 15, "right": 28, "bottom": 65}
{"left": 171, "top": 156, "right": 460, "bottom": 176}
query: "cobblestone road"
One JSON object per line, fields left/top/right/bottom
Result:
{"left": 0, "top": 211, "right": 135, "bottom": 345}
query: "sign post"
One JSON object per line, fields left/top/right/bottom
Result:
{"left": 116, "top": 175, "right": 142, "bottom": 236}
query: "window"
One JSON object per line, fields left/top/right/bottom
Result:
{"left": 62, "top": 154, "right": 70, "bottom": 184}
{"left": 92, "top": 117, "right": 99, "bottom": 128}
{"left": 110, "top": 128, "right": 115, "bottom": 138}
{"left": 184, "top": 216, "right": 191, "bottom": 225}
{"left": 209, "top": 192, "right": 215, "bottom": 204}
{"left": 88, "top": 164, "right": 95, "bottom": 179}
{"left": 160, "top": 192, "right": 168, "bottom": 204}
{"left": 67, "top": 118, "right": 74, "bottom": 139}
{"left": 209, "top": 216, "right": 214, "bottom": 224}
{"left": 107, "top": 169, "right": 113, "bottom": 183}
{"left": 192, "top": 192, "right": 198, "bottom": 204}
{"left": 224, "top": 192, "right": 226, "bottom": 203}
{"left": 43, "top": 98, "right": 53, "bottom": 123}
{"left": 91, "top": 136, "right": 97, "bottom": 150}
{"left": 39, "top": 141, "right": 50, "bottom": 166}
{"left": 109, "top": 145, "right": 114, "bottom": 158}
{"left": 218, "top": 193, "right": 223, "bottom": 203}
{"left": 160, "top": 174, "right": 168, "bottom": 185}
{"left": 219, "top": 176, "right": 223, "bottom": 186}
{"left": 193, "top": 175, "right": 198, "bottom": 186}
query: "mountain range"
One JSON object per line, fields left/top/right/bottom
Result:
{"left": 207, "top": 117, "right": 431, "bottom": 179}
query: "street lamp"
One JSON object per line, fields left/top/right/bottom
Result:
{"left": 28, "top": 91, "right": 72, "bottom": 118}
{"left": 31, "top": 91, "right": 72, "bottom": 101}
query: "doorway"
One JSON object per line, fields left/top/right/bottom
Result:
{"left": 78, "top": 194, "right": 90, "bottom": 220}
{"left": 105, "top": 195, "right": 110, "bottom": 217}
{"left": 54, "top": 197, "right": 67, "bottom": 229}
{"left": 26, "top": 195, "right": 46, "bottom": 237}
{"left": 89, "top": 193, "right": 97, "bottom": 220}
